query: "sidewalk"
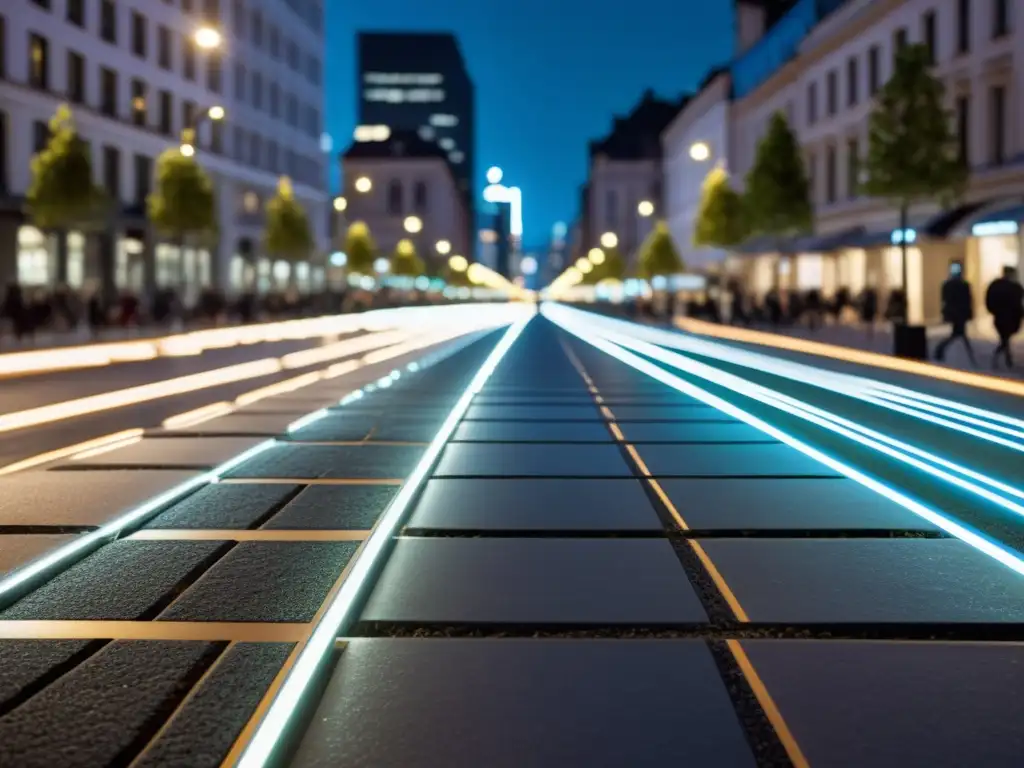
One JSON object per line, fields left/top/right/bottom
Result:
{"left": 0, "top": 324, "right": 182, "bottom": 351}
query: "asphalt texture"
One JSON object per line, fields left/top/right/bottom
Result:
{"left": 0, "top": 310, "right": 1021, "bottom": 767}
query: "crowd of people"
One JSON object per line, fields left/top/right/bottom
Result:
{"left": 0, "top": 283, "right": 441, "bottom": 347}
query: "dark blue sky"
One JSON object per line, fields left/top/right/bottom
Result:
{"left": 325, "top": 0, "right": 733, "bottom": 245}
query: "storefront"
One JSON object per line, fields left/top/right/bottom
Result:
{"left": 962, "top": 208, "right": 1023, "bottom": 331}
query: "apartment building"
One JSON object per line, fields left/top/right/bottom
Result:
{"left": 1, "top": 0, "right": 329, "bottom": 301}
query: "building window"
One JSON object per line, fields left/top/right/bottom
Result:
{"left": 206, "top": 52, "right": 222, "bottom": 93}
{"left": 922, "top": 10, "right": 937, "bottom": 64}
{"left": 387, "top": 180, "right": 402, "bottom": 215}
{"left": 234, "top": 63, "right": 245, "bottom": 100}
{"left": 806, "top": 151, "right": 817, "bottom": 204}
{"left": 605, "top": 189, "right": 618, "bottom": 228}
{"left": 29, "top": 33, "right": 49, "bottom": 90}
{"left": 991, "top": 85, "right": 1006, "bottom": 165}
{"left": 248, "top": 133, "right": 261, "bottom": 167}
{"left": 0, "top": 15, "right": 6, "bottom": 80}
{"left": 203, "top": 0, "right": 220, "bottom": 22}
{"left": 103, "top": 145, "right": 120, "bottom": 200}
{"left": 252, "top": 71, "right": 263, "bottom": 109}
{"left": 825, "top": 145, "right": 837, "bottom": 204}
{"left": 806, "top": 81, "right": 818, "bottom": 124}
{"left": 0, "top": 112, "right": 7, "bottom": 193}
{"left": 33, "top": 120, "right": 50, "bottom": 153}
{"left": 267, "top": 140, "right": 278, "bottom": 172}
{"left": 101, "top": 0, "right": 117, "bottom": 45}
{"left": 183, "top": 38, "right": 196, "bottom": 81}
{"left": 826, "top": 70, "right": 837, "bottom": 116}
{"left": 956, "top": 95, "right": 970, "bottom": 165}
{"left": 158, "top": 26, "right": 171, "bottom": 70}
{"left": 846, "top": 138, "right": 859, "bottom": 199}
{"left": 251, "top": 9, "right": 263, "bottom": 47}
{"left": 846, "top": 57, "right": 858, "bottom": 106}
{"left": 67, "top": 0, "right": 85, "bottom": 27}
{"left": 269, "top": 82, "right": 280, "bottom": 117}
{"left": 131, "top": 79, "right": 146, "bottom": 127}
{"left": 414, "top": 181, "right": 428, "bottom": 213}
{"left": 211, "top": 120, "right": 223, "bottom": 154}
{"left": 101, "top": 67, "right": 117, "bottom": 116}
{"left": 67, "top": 50, "right": 85, "bottom": 103}
{"left": 868, "top": 45, "right": 880, "bottom": 95}
{"left": 159, "top": 90, "right": 172, "bottom": 135}
{"left": 958, "top": 0, "right": 971, "bottom": 53}
{"left": 893, "top": 28, "right": 908, "bottom": 61}
{"left": 269, "top": 27, "right": 279, "bottom": 58}
{"left": 131, "top": 11, "right": 146, "bottom": 58}
{"left": 993, "top": 0, "right": 1010, "bottom": 38}
{"left": 232, "top": 0, "right": 246, "bottom": 38}
{"left": 133, "top": 154, "right": 151, "bottom": 204}
{"left": 182, "top": 100, "right": 196, "bottom": 130}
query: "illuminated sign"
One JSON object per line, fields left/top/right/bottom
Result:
{"left": 364, "top": 72, "right": 443, "bottom": 85}
{"left": 483, "top": 184, "right": 524, "bottom": 237}
{"left": 364, "top": 88, "right": 445, "bottom": 104}
{"left": 972, "top": 220, "right": 1019, "bottom": 237}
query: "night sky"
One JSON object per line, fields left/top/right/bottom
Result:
{"left": 325, "top": 0, "right": 733, "bottom": 247}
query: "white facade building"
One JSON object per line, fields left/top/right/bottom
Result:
{"left": 661, "top": 69, "right": 732, "bottom": 272}
{"left": 728, "top": 0, "right": 1022, "bottom": 326}
{"left": 341, "top": 132, "right": 471, "bottom": 272}
{"left": 1, "top": 0, "right": 329, "bottom": 300}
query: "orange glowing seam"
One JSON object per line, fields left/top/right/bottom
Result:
{"left": 70, "top": 434, "right": 144, "bottom": 460}
{"left": 161, "top": 402, "right": 236, "bottom": 430}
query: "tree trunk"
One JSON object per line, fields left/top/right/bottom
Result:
{"left": 55, "top": 229, "right": 69, "bottom": 285}
{"left": 899, "top": 203, "right": 909, "bottom": 325}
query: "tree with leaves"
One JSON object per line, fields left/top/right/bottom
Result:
{"left": 744, "top": 111, "right": 813, "bottom": 246}
{"left": 148, "top": 137, "right": 217, "bottom": 287}
{"left": 586, "top": 246, "right": 626, "bottom": 284}
{"left": 264, "top": 177, "right": 314, "bottom": 283}
{"left": 862, "top": 43, "right": 966, "bottom": 322}
{"left": 27, "top": 104, "right": 109, "bottom": 288}
{"left": 391, "top": 238, "right": 426, "bottom": 277}
{"left": 344, "top": 221, "right": 376, "bottom": 275}
{"left": 637, "top": 221, "right": 684, "bottom": 280}
{"left": 694, "top": 164, "right": 746, "bottom": 248}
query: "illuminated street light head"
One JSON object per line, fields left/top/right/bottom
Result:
{"left": 396, "top": 239, "right": 415, "bottom": 256}
{"left": 690, "top": 142, "right": 710, "bottom": 161}
{"left": 435, "top": 239, "right": 452, "bottom": 255}
{"left": 194, "top": 26, "right": 223, "bottom": 50}
{"left": 486, "top": 166, "right": 503, "bottom": 184}
{"left": 333, "top": 196, "right": 347, "bottom": 212}
{"left": 637, "top": 200, "right": 655, "bottom": 217}
{"left": 600, "top": 232, "right": 618, "bottom": 249}
{"left": 403, "top": 215, "right": 423, "bottom": 234}
{"left": 207, "top": 105, "right": 226, "bottom": 121}
{"left": 180, "top": 143, "right": 196, "bottom": 157}
{"left": 354, "top": 176, "right": 372, "bottom": 193}
{"left": 588, "top": 248, "right": 606, "bottom": 265}
{"left": 577, "top": 260, "right": 594, "bottom": 274}
{"left": 449, "top": 255, "right": 469, "bottom": 272}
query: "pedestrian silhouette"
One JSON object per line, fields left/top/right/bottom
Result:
{"left": 985, "top": 266, "right": 1024, "bottom": 370}
{"left": 934, "top": 260, "right": 976, "bottom": 366}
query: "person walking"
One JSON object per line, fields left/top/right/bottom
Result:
{"left": 934, "top": 260, "right": 976, "bottom": 366}
{"left": 985, "top": 266, "right": 1024, "bottom": 370}
{"left": 859, "top": 287, "right": 878, "bottom": 339}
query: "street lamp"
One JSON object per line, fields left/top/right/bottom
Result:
{"left": 638, "top": 200, "right": 655, "bottom": 217}
{"left": 354, "top": 176, "right": 372, "bottom": 193}
{"left": 180, "top": 142, "right": 196, "bottom": 157}
{"left": 333, "top": 196, "right": 347, "bottom": 212}
{"left": 207, "top": 105, "right": 226, "bottom": 121}
{"left": 588, "top": 247, "right": 606, "bottom": 265}
{"left": 576, "top": 259, "right": 594, "bottom": 274}
{"left": 600, "top": 232, "right": 618, "bottom": 249}
{"left": 404, "top": 215, "right": 423, "bottom": 234}
{"left": 690, "top": 142, "right": 710, "bottom": 161}
{"left": 435, "top": 239, "right": 451, "bottom": 255}
{"left": 194, "top": 26, "right": 223, "bottom": 50}
{"left": 449, "top": 255, "right": 469, "bottom": 272}
{"left": 486, "top": 166, "right": 503, "bottom": 184}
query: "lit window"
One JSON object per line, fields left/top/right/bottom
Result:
{"left": 449, "top": 150, "right": 464, "bottom": 164}
{"left": 439, "top": 137, "right": 455, "bottom": 150}
{"left": 243, "top": 191, "right": 259, "bottom": 212}
{"left": 429, "top": 114, "right": 459, "bottom": 127}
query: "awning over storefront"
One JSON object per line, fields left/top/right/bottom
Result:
{"left": 957, "top": 201, "right": 1024, "bottom": 237}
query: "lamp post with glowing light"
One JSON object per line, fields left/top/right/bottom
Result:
{"left": 179, "top": 104, "right": 226, "bottom": 156}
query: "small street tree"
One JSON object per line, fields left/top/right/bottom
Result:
{"left": 637, "top": 221, "right": 684, "bottom": 280}
{"left": 391, "top": 238, "right": 425, "bottom": 277}
{"left": 264, "top": 176, "right": 314, "bottom": 282}
{"left": 589, "top": 247, "right": 626, "bottom": 284}
{"left": 694, "top": 164, "right": 746, "bottom": 248}
{"left": 148, "top": 137, "right": 216, "bottom": 287}
{"left": 344, "top": 221, "right": 376, "bottom": 275}
{"left": 862, "top": 42, "right": 966, "bottom": 322}
{"left": 743, "top": 111, "right": 813, "bottom": 245}
{"left": 27, "top": 104, "right": 108, "bottom": 288}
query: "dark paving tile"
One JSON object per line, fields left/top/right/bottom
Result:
{"left": 0, "top": 535, "right": 77, "bottom": 576}
{"left": 741, "top": 640, "right": 1024, "bottom": 767}
{"left": 409, "top": 479, "right": 663, "bottom": 531}
{"left": 227, "top": 444, "right": 424, "bottom": 479}
{"left": 0, "top": 640, "right": 94, "bottom": 709}
{"left": 452, "top": 421, "right": 612, "bottom": 442}
{"left": 161, "top": 541, "right": 358, "bottom": 622}
{"left": 703, "top": 539, "right": 1024, "bottom": 623}
{"left": 292, "top": 638, "right": 754, "bottom": 768}
{"left": 0, "top": 640, "right": 221, "bottom": 768}
{"left": 465, "top": 404, "right": 602, "bottom": 421}
{"left": 660, "top": 478, "right": 939, "bottom": 531}
{"left": 134, "top": 642, "right": 294, "bottom": 768}
{"left": 637, "top": 443, "right": 840, "bottom": 477}
{"left": 0, "top": 470, "right": 201, "bottom": 528}
{"left": 160, "top": 413, "right": 299, "bottom": 436}
{"left": 472, "top": 395, "right": 601, "bottom": 404}
{"left": 145, "top": 483, "right": 299, "bottom": 529}
{"left": 361, "top": 538, "right": 706, "bottom": 625}
{"left": 608, "top": 405, "right": 728, "bottom": 421}
{"left": 286, "top": 415, "right": 376, "bottom": 442}
{"left": 1, "top": 541, "right": 227, "bottom": 621}
{"left": 619, "top": 421, "right": 776, "bottom": 443}
{"left": 434, "top": 444, "right": 633, "bottom": 477}
{"left": 233, "top": 401, "right": 325, "bottom": 414}
{"left": 54, "top": 437, "right": 265, "bottom": 469}
{"left": 263, "top": 485, "right": 396, "bottom": 530}
{"left": 480, "top": 386, "right": 590, "bottom": 395}
{"left": 369, "top": 422, "right": 441, "bottom": 442}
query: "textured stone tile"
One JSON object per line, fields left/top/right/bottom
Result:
{"left": 145, "top": 483, "right": 299, "bottom": 529}
{"left": 54, "top": 437, "right": 265, "bottom": 469}
{"left": 263, "top": 485, "right": 396, "bottom": 530}
{"left": 434, "top": 443, "right": 632, "bottom": 477}
{"left": 227, "top": 444, "right": 424, "bottom": 479}
{"left": 452, "top": 421, "right": 613, "bottom": 442}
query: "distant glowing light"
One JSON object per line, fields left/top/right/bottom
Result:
{"left": 194, "top": 26, "right": 223, "bottom": 50}
{"left": 333, "top": 197, "right": 347, "bottom": 212}
{"left": 486, "top": 166, "right": 503, "bottom": 184}
{"left": 690, "top": 141, "right": 710, "bottom": 161}
{"left": 891, "top": 228, "right": 917, "bottom": 245}
{"left": 354, "top": 176, "right": 372, "bottom": 193}
{"left": 449, "top": 255, "right": 469, "bottom": 272}
{"left": 435, "top": 239, "right": 452, "bottom": 255}
{"left": 600, "top": 232, "right": 618, "bottom": 249}
{"left": 329, "top": 252, "right": 347, "bottom": 267}
{"left": 207, "top": 105, "right": 226, "bottom": 121}
{"left": 638, "top": 200, "right": 654, "bottom": 217}
{"left": 576, "top": 258, "right": 593, "bottom": 274}
{"left": 403, "top": 215, "right": 423, "bottom": 234}
{"left": 520, "top": 256, "right": 538, "bottom": 275}
{"left": 180, "top": 143, "right": 196, "bottom": 157}
{"left": 354, "top": 124, "right": 391, "bottom": 142}
{"left": 374, "top": 258, "right": 390, "bottom": 273}
{"left": 588, "top": 248, "right": 606, "bottom": 265}
{"left": 483, "top": 184, "right": 523, "bottom": 237}
{"left": 973, "top": 220, "right": 1018, "bottom": 237}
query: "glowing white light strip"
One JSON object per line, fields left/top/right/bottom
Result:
{"left": 237, "top": 315, "right": 531, "bottom": 768}
{"left": 0, "top": 440, "right": 275, "bottom": 605}
{"left": 545, "top": 306, "right": 1024, "bottom": 576}
{"left": 865, "top": 390, "right": 1024, "bottom": 442}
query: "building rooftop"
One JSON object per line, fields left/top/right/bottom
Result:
{"left": 588, "top": 90, "right": 690, "bottom": 161}
{"left": 342, "top": 130, "right": 450, "bottom": 161}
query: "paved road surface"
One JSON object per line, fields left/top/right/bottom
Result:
{"left": 0, "top": 309, "right": 1020, "bottom": 767}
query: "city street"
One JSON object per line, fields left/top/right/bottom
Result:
{"left": 0, "top": 305, "right": 1021, "bottom": 767}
